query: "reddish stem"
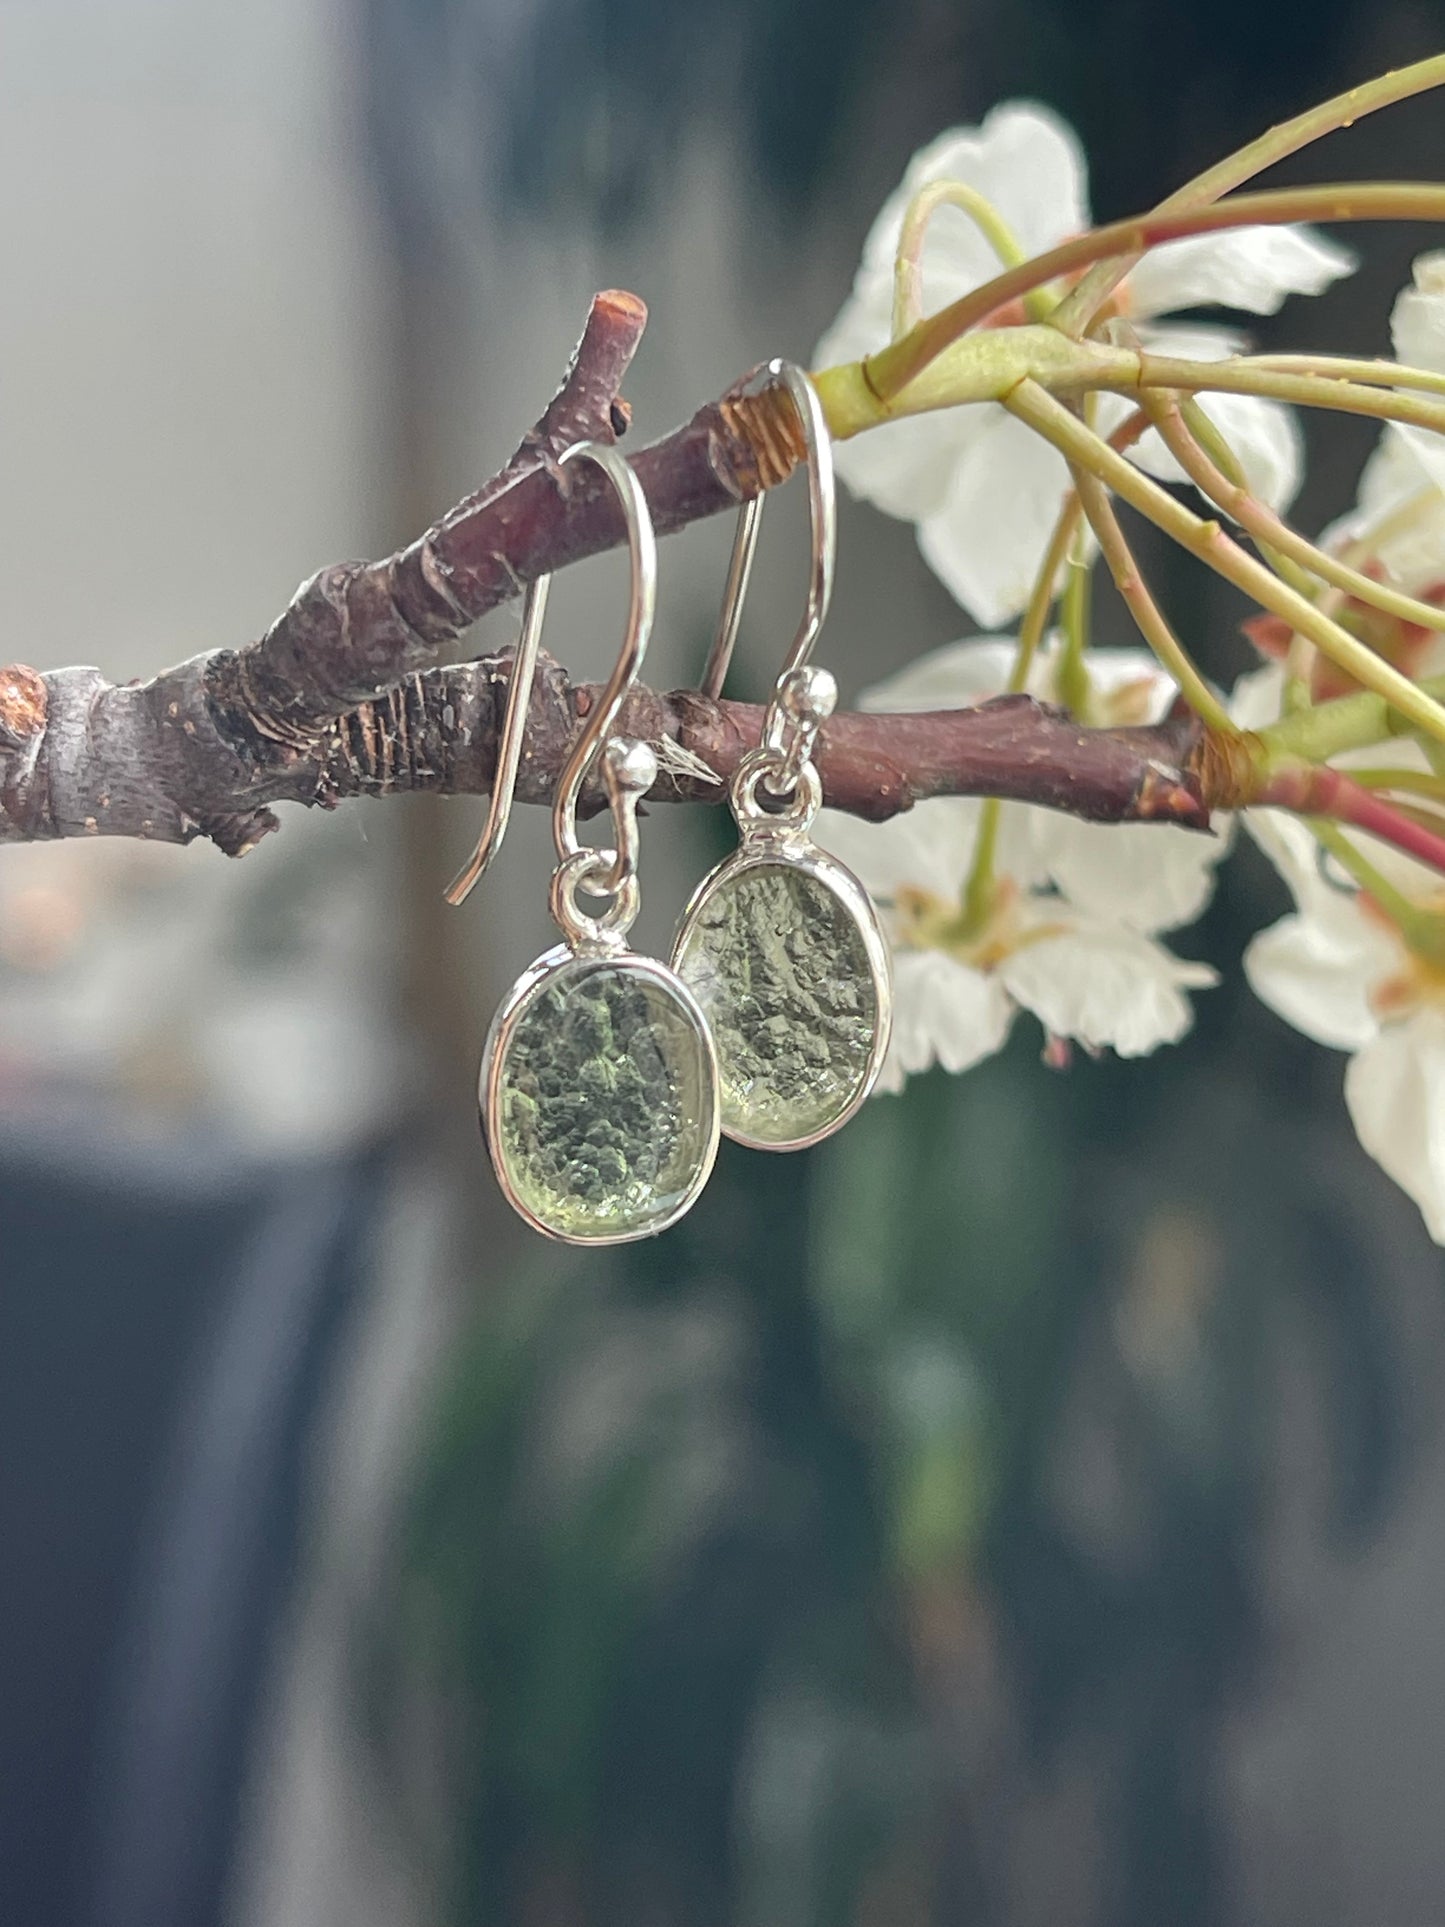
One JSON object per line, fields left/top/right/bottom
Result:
{"left": 867, "top": 180, "right": 1445, "bottom": 400}
{"left": 1260, "top": 763, "right": 1445, "bottom": 877}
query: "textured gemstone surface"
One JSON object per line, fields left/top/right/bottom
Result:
{"left": 676, "top": 860, "right": 879, "bottom": 1145}
{"left": 491, "top": 956, "right": 714, "bottom": 1240}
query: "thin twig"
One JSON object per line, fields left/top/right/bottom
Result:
{"left": 1067, "top": 464, "right": 1232, "bottom": 731}
{"left": 1005, "top": 378, "right": 1445, "bottom": 747}
{"left": 1144, "top": 391, "right": 1445, "bottom": 635}
{"left": 1131, "top": 353, "right": 1445, "bottom": 442}
{"left": 869, "top": 179, "right": 1445, "bottom": 399}
{"left": 1053, "top": 53, "right": 1445, "bottom": 332}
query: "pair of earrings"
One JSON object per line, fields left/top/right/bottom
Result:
{"left": 447, "top": 362, "right": 893, "bottom": 1246}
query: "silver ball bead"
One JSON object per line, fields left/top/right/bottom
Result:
{"left": 777, "top": 664, "right": 837, "bottom": 726}
{"left": 603, "top": 735, "right": 658, "bottom": 796}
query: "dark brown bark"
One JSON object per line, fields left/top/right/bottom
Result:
{"left": 0, "top": 290, "right": 1212, "bottom": 857}
{"left": 0, "top": 649, "right": 1209, "bottom": 851}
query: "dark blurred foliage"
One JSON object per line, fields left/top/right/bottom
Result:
{"left": 0, "top": 1125, "right": 392, "bottom": 1927}
{"left": 357, "top": 1, "right": 1442, "bottom": 1921}
{"left": 362, "top": 0, "right": 1378, "bottom": 250}
{"left": 362, "top": 0, "right": 893, "bottom": 244}
{"left": 372, "top": 978, "right": 1412, "bottom": 1924}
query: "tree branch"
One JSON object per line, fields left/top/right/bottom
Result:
{"left": 0, "top": 649, "right": 1210, "bottom": 851}
{"left": 0, "top": 289, "right": 1212, "bottom": 857}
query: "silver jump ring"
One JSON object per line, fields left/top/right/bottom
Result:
{"left": 549, "top": 847, "right": 642, "bottom": 949}
{"left": 729, "top": 752, "right": 822, "bottom": 835}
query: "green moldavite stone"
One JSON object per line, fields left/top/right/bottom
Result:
{"left": 676, "top": 862, "right": 877, "bottom": 1145}
{"left": 493, "top": 958, "right": 713, "bottom": 1240}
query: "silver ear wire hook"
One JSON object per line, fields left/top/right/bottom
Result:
{"left": 444, "top": 439, "right": 657, "bottom": 908}
{"left": 443, "top": 573, "right": 552, "bottom": 907}
{"left": 548, "top": 443, "right": 656, "bottom": 885}
{"left": 698, "top": 358, "right": 836, "bottom": 703}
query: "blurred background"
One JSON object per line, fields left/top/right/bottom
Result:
{"left": 3, "top": 2, "right": 1445, "bottom": 1923}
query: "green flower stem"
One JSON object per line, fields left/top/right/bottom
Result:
{"left": 960, "top": 796, "right": 1004, "bottom": 934}
{"left": 1145, "top": 391, "right": 1445, "bottom": 634}
{"left": 1309, "top": 808, "right": 1445, "bottom": 951}
{"left": 1246, "top": 353, "right": 1445, "bottom": 400}
{"left": 1310, "top": 817, "right": 1427, "bottom": 929}
{"left": 815, "top": 331, "right": 1445, "bottom": 452}
{"left": 1066, "top": 455, "right": 1233, "bottom": 730}
{"left": 1347, "top": 766, "right": 1445, "bottom": 799}
{"left": 866, "top": 180, "right": 1445, "bottom": 401}
{"left": 1055, "top": 542, "right": 1094, "bottom": 718}
{"left": 813, "top": 325, "right": 1128, "bottom": 440}
{"left": 1133, "top": 353, "right": 1445, "bottom": 442}
{"left": 1283, "top": 647, "right": 1327, "bottom": 719}
{"left": 892, "top": 180, "right": 1048, "bottom": 340}
{"left": 1010, "top": 504, "right": 1079, "bottom": 694}
{"left": 1052, "top": 53, "right": 1445, "bottom": 334}
{"left": 1008, "top": 407, "right": 1153, "bottom": 696}
{"left": 1175, "top": 396, "right": 1316, "bottom": 598}
{"left": 1006, "top": 378, "right": 1445, "bottom": 748}
{"left": 1257, "top": 674, "right": 1445, "bottom": 763}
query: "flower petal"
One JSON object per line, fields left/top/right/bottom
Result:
{"left": 856, "top": 635, "right": 1023, "bottom": 712}
{"left": 877, "top": 949, "right": 1014, "bottom": 1091}
{"left": 1124, "top": 225, "right": 1355, "bottom": 320}
{"left": 830, "top": 408, "right": 974, "bottom": 525}
{"left": 1132, "top": 324, "right": 1302, "bottom": 510}
{"left": 816, "top": 102, "right": 1089, "bottom": 382}
{"left": 917, "top": 408, "right": 1074, "bottom": 628}
{"left": 1229, "top": 662, "right": 1286, "bottom": 732}
{"left": 1319, "top": 427, "right": 1445, "bottom": 594}
{"left": 1044, "top": 816, "right": 1230, "bottom": 934}
{"left": 816, "top": 793, "right": 1048, "bottom": 908}
{"left": 1389, "top": 249, "right": 1445, "bottom": 376}
{"left": 1390, "top": 252, "right": 1445, "bottom": 492}
{"left": 815, "top": 797, "right": 984, "bottom": 902}
{"left": 1393, "top": 426, "right": 1445, "bottom": 500}
{"left": 813, "top": 104, "right": 1089, "bottom": 571}
{"left": 1352, "top": 421, "right": 1435, "bottom": 521}
{"left": 1065, "top": 644, "right": 1177, "bottom": 723}
{"left": 1240, "top": 804, "right": 1325, "bottom": 903}
{"left": 1242, "top": 893, "right": 1392, "bottom": 1051}
{"left": 861, "top": 103, "right": 1089, "bottom": 279}
{"left": 1344, "top": 1010, "right": 1445, "bottom": 1243}
{"left": 999, "top": 922, "right": 1215, "bottom": 1055}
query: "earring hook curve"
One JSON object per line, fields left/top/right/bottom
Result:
{"left": 697, "top": 359, "right": 836, "bottom": 703}
{"left": 443, "top": 572, "right": 552, "bottom": 907}
{"left": 443, "top": 439, "right": 657, "bottom": 906}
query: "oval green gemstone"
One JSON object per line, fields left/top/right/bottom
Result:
{"left": 675, "top": 860, "right": 880, "bottom": 1147}
{"left": 490, "top": 955, "right": 715, "bottom": 1241}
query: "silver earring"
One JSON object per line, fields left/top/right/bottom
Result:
{"left": 672, "top": 360, "right": 892, "bottom": 1151}
{"left": 448, "top": 442, "right": 720, "bottom": 1244}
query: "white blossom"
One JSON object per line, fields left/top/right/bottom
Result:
{"left": 817, "top": 638, "right": 1222, "bottom": 1091}
{"left": 0, "top": 829, "right": 409, "bottom": 1152}
{"left": 1322, "top": 251, "right": 1445, "bottom": 588}
{"left": 854, "top": 633, "right": 1232, "bottom": 930}
{"left": 1391, "top": 249, "right": 1445, "bottom": 496}
{"left": 1235, "top": 665, "right": 1445, "bottom": 1244}
{"left": 814, "top": 102, "right": 1354, "bottom": 630}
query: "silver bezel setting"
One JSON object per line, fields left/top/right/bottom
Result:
{"left": 671, "top": 827, "right": 894, "bottom": 1153}
{"left": 480, "top": 940, "right": 721, "bottom": 1246}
